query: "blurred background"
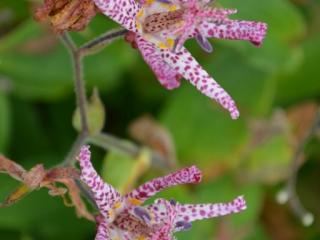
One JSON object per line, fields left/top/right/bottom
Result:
{"left": 0, "top": 0, "right": 320, "bottom": 239}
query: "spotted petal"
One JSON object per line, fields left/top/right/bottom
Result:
{"left": 174, "top": 195, "right": 246, "bottom": 228}
{"left": 95, "top": 218, "right": 111, "bottom": 240}
{"left": 135, "top": 34, "right": 182, "bottom": 90}
{"left": 93, "top": 0, "right": 141, "bottom": 32}
{"left": 77, "top": 145, "right": 121, "bottom": 219}
{"left": 161, "top": 47, "right": 239, "bottom": 119}
{"left": 150, "top": 202, "right": 176, "bottom": 240}
{"left": 199, "top": 18, "right": 268, "bottom": 46}
{"left": 125, "top": 165, "right": 202, "bottom": 203}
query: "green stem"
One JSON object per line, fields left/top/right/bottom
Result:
{"left": 79, "top": 28, "right": 128, "bottom": 56}
{"left": 60, "top": 33, "right": 89, "bottom": 135}
{"left": 89, "top": 133, "right": 170, "bottom": 169}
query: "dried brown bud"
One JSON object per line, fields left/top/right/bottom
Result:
{"left": 128, "top": 115, "right": 177, "bottom": 166}
{"left": 34, "top": 0, "right": 98, "bottom": 33}
{"left": 22, "top": 164, "right": 46, "bottom": 190}
{"left": 0, "top": 155, "right": 26, "bottom": 181}
{"left": 46, "top": 167, "right": 80, "bottom": 181}
{"left": 0, "top": 155, "right": 93, "bottom": 220}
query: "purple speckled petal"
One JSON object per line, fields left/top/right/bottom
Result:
{"left": 150, "top": 199, "right": 177, "bottom": 240}
{"left": 199, "top": 18, "right": 267, "bottom": 46}
{"left": 77, "top": 145, "right": 121, "bottom": 219}
{"left": 93, "top": 0, "right": 141, "bottom": 32}
{"left": 174, "top": 196, "right": 246, "bottom": 228}
{"left": 135, "top": 34, "right": 182, "bottom": 90}
{"left": 160, "top": 47, "right": 240, "bottom": 119}
{"left": 125, "top": 166, "right": 202, "bottom": 203}
{"left": 95, "top": 218, "right": 111, "bottom": 240}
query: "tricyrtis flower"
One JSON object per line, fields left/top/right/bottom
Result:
{"left": 94, "top": 0, "right": 267, "bottom": 119}
{"left": 77, "top": 145, "right": 246, "bottom": 239}
{"left": 34, "top": 0, "right": 98, "bottom": 33}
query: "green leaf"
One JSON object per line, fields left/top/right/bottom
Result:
{"left": 0, "top": 19, "right": 42, "bottom": 53}
{"left": 202, "top": 47, "right": 275, "bottom": 117}
{"left": 221, "top": 0, "right": 305, "bottom": 42}
{"left": 275, "top": 33, "right": 320, "bottom": 105}
{"left": 102, "top": 149, "right": 152, "bottom": 195}
{"left": 160, "top": 85, "right": 249, "bottom": 169}
{"left": 102, "top": 152, "right": 134, "bottom": 191}
{"left": 0, "top": 91, "right": 11, "bottom": 152}
{"left": 0, "top": 18, "right": 135, "bottom": 101}
{"left": 9, "top": 100, "right": 53, "bottom": 160}
{"left": 0, "top": 45, "right": 73, "bottom": 100}
{"left": 243, "top": 134, "right": 293, "bottom": 184}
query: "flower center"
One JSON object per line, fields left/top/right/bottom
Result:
{"left": 136, "top": 0, "right": 214, "bottom": 51}
{"left": 142, "top": 9, "right": 184, "bottom": 34}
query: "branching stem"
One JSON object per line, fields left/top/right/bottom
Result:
{"left": 61, "top": 33, "right": 89, "bottom": 135}
{"left": 60, "top": 30, "right": 170, "bottom": 170}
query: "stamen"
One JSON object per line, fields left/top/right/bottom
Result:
{"left": 175, "top": 221, "right": 192, "bottom": 231}
{"left": 133, "top": 206, "right": 152, "bottom": 223}
{"left": 195, "top": 33, "right": 213, "bottom": 53}
{"left": 157, "top": 0, "right": 172, "bottom": 3}
{"left": 169, "top": 199, "right": 177, "bottom": 206}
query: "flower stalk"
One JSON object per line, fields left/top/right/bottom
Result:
{"left": 60, "top": 31, "right": 172, "bottom": 169}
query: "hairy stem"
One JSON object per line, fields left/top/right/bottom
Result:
{"left": 89, "top": 133, "right": 139, "bottom": 156}
{"left": 79, "top": 28, "right": 128, "bottom": 56}
{"left": 89, "top": 133, "right": 170, "bottom": 169}
{"left": 61, "top": 33, "right": 89, "bottom": 135}
{"left": 60, "top": 30, "right": 172, "bottom": 170}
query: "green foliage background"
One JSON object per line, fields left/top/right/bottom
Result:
{"left": 0, "top": 0, "right": 320, "bottom": 239}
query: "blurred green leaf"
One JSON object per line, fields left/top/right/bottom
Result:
{"left": 0, "top": 17, "right": 137, "bottom": 101}
{"left": 202, "top": 47, "right": 275, "bottom": 117}
{"left": 221, "top": 0, "right": 305, "bottom": 42}
{"left": 276, "top": 33, "right": 320, "bottom": 105}
{"left": 0, "top": 92, "right": 11, "bottom": 152}
{"left": 102, "top": 151, "right": 136, "bottom": 193}
{"left": 160, "top": 85, "right": 249, "bottom": 169}
{"left": 9, "top": 100, "right": 53, "bottom": 160}
{"left": 0, "top": 19, "right": 42, "bottom": 53}
{"left": 102, "top": 148, "right": 151, "bottom": 194}
{"left": 244, "top": 224, "right": 270, "bottom": 240}
{"left": 242, "top": 135, "right": 292, "bottom": 184}
{"left": 0, "top": 0, "right": 29, "bottom": 26}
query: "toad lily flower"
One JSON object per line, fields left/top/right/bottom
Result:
{"left": 77, "top": 145, "right": 247, "bottom": 239}
{"left": 94, "top": 0, "right": 267, "bottom": 119}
